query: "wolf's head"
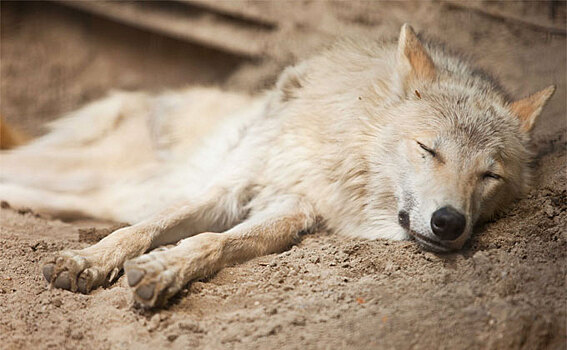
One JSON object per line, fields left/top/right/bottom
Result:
{"left": 385, "top": 24, "right": 555, "bottom": 252}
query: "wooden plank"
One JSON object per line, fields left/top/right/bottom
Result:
{"left": 173, "top": 0, "right": 278, "bottom": 28}
{"left": 443, "top": 0, "right": 566, "bottom": 36}
{"left": 52, "top": 0, "right": 277, "bottom": 58}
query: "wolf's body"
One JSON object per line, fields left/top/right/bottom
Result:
{"left": 0, "top": 25, "right": 554, "bottom": 307}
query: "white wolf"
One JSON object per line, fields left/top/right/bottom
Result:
{"left": 0, "top": 24, "right": 554, "bottom": 307}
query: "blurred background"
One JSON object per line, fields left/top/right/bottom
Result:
{"left": 1, "top": 0, "right": 565, "bottom": 137}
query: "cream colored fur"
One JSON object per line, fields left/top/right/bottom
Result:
{"left": 0, "top": 24, "right": 554, "bottom": 307}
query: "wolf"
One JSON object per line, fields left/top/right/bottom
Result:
{"left": 0, "top": 24, "right": 554, "bottom": 307}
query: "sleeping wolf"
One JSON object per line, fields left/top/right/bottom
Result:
{"left": 0, "top": 24, "right": 554, "bottom": 307}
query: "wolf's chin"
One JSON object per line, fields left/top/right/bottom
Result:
{"left": 407, "top": 230, "right": 453, "bottom": 253}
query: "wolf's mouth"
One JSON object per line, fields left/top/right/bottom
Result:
{"left": 407, "top": 230, "right": 451, "bottom": 253}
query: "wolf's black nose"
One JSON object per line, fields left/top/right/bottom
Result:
{"left": 430, "top": 206, "right": 466, "bottom": 240}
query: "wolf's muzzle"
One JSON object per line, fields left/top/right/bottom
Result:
{"left": 430, "top": 206, "right": 466, "bottom": 241}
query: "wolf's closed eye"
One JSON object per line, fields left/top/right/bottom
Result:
{"left": 483, "top": 172, "right": 502, "bottom": 181}
{"left": 417, "top": 141, "right": 436, "bottom": 157}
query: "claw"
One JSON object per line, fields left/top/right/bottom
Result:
{"left": 41, "top": 250, "right": 120, "bottom": 294}
{"left": 107, "top": 267, "right": 120, "bottom": 284}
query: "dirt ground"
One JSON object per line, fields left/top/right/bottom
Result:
{"left": 0, "top": 1, "right": 565, "bottom": 349}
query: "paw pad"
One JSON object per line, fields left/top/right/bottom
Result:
{"left": 126, "top": 268, "right": 145, "bottom": 287}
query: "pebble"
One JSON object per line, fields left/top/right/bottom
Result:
{"left": 178, "top": 321, "right": 205, "bottom": 333}
{"left": 70, "top": 331, "right": 83, "bottom": 340}
{"left": 544, "top": 203, "right": 557, "bottom": 218}
{"left": 17, "top": 207, "right": 33, "bottom": 215}
{"left": 291, "top": 316, "right": 306, "bottom": 326}
{"left": 147, "top": 314, "right": 161, "bottom": 332}
{"left": 52, "top": 298, "right": 62, "bottom": 308}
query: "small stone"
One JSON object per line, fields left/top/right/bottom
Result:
{"left": 17, "top": 207, "right": 32, "bottom": 215}
{"left": 52, "top": 298, "right": 62, "bottom": 307}
{"left": 167, "top": 334, "right": 178, "bottom": 342}
{"left": 178, "top": 321, "right": 205, "bottom": 333}
{"left": 268, "top": 324, "right": 282, "bottom": 335}
{"left": 544, "top": 203, "right": 557, "bottom": 218}
{"left": 472, "top": 251, "right": 490, "bottom": 267}
{"left": 70, "top": 331, "right": 83, "bottom": 340}
{"left": 291, "top": 316, "right": 306, "bottom": 326}
{"left": 147, "top": 314, "right": 161, "bottom": 332}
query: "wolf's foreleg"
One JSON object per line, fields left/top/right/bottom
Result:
{"left": 42, "top": 186, "right": 249, "bottom": 294}
{"left": 124, "top": 194, "right": 316, "bottom": 307}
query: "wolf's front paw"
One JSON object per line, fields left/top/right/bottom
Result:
{"left": 43, "top": 250, "right": 119, "bottom": 294}
{"left": 124, "top": 247, "right": 184, "bottom": 308}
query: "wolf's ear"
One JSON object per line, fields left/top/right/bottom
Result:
{"left": 396, "top": 24, "right": 436, "bottom": 90}
{"left": 275, "top": 62, "right": 309, "bottom": 102}
{"left": 509, "top": 85, "right": 555, "bottom": 132}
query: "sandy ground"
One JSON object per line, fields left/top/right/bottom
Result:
{"left": 0, "top": 1, "right": 565, "bottom": 349}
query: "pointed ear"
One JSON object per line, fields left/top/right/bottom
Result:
{"left": 275, "top": 62, "right": 309, "bottom": 102}
{"left": 509, "top": 85, "right": 555, "bottom": 132}
{"left": 396, "top": 24, "right": 436, "bottom": 88}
